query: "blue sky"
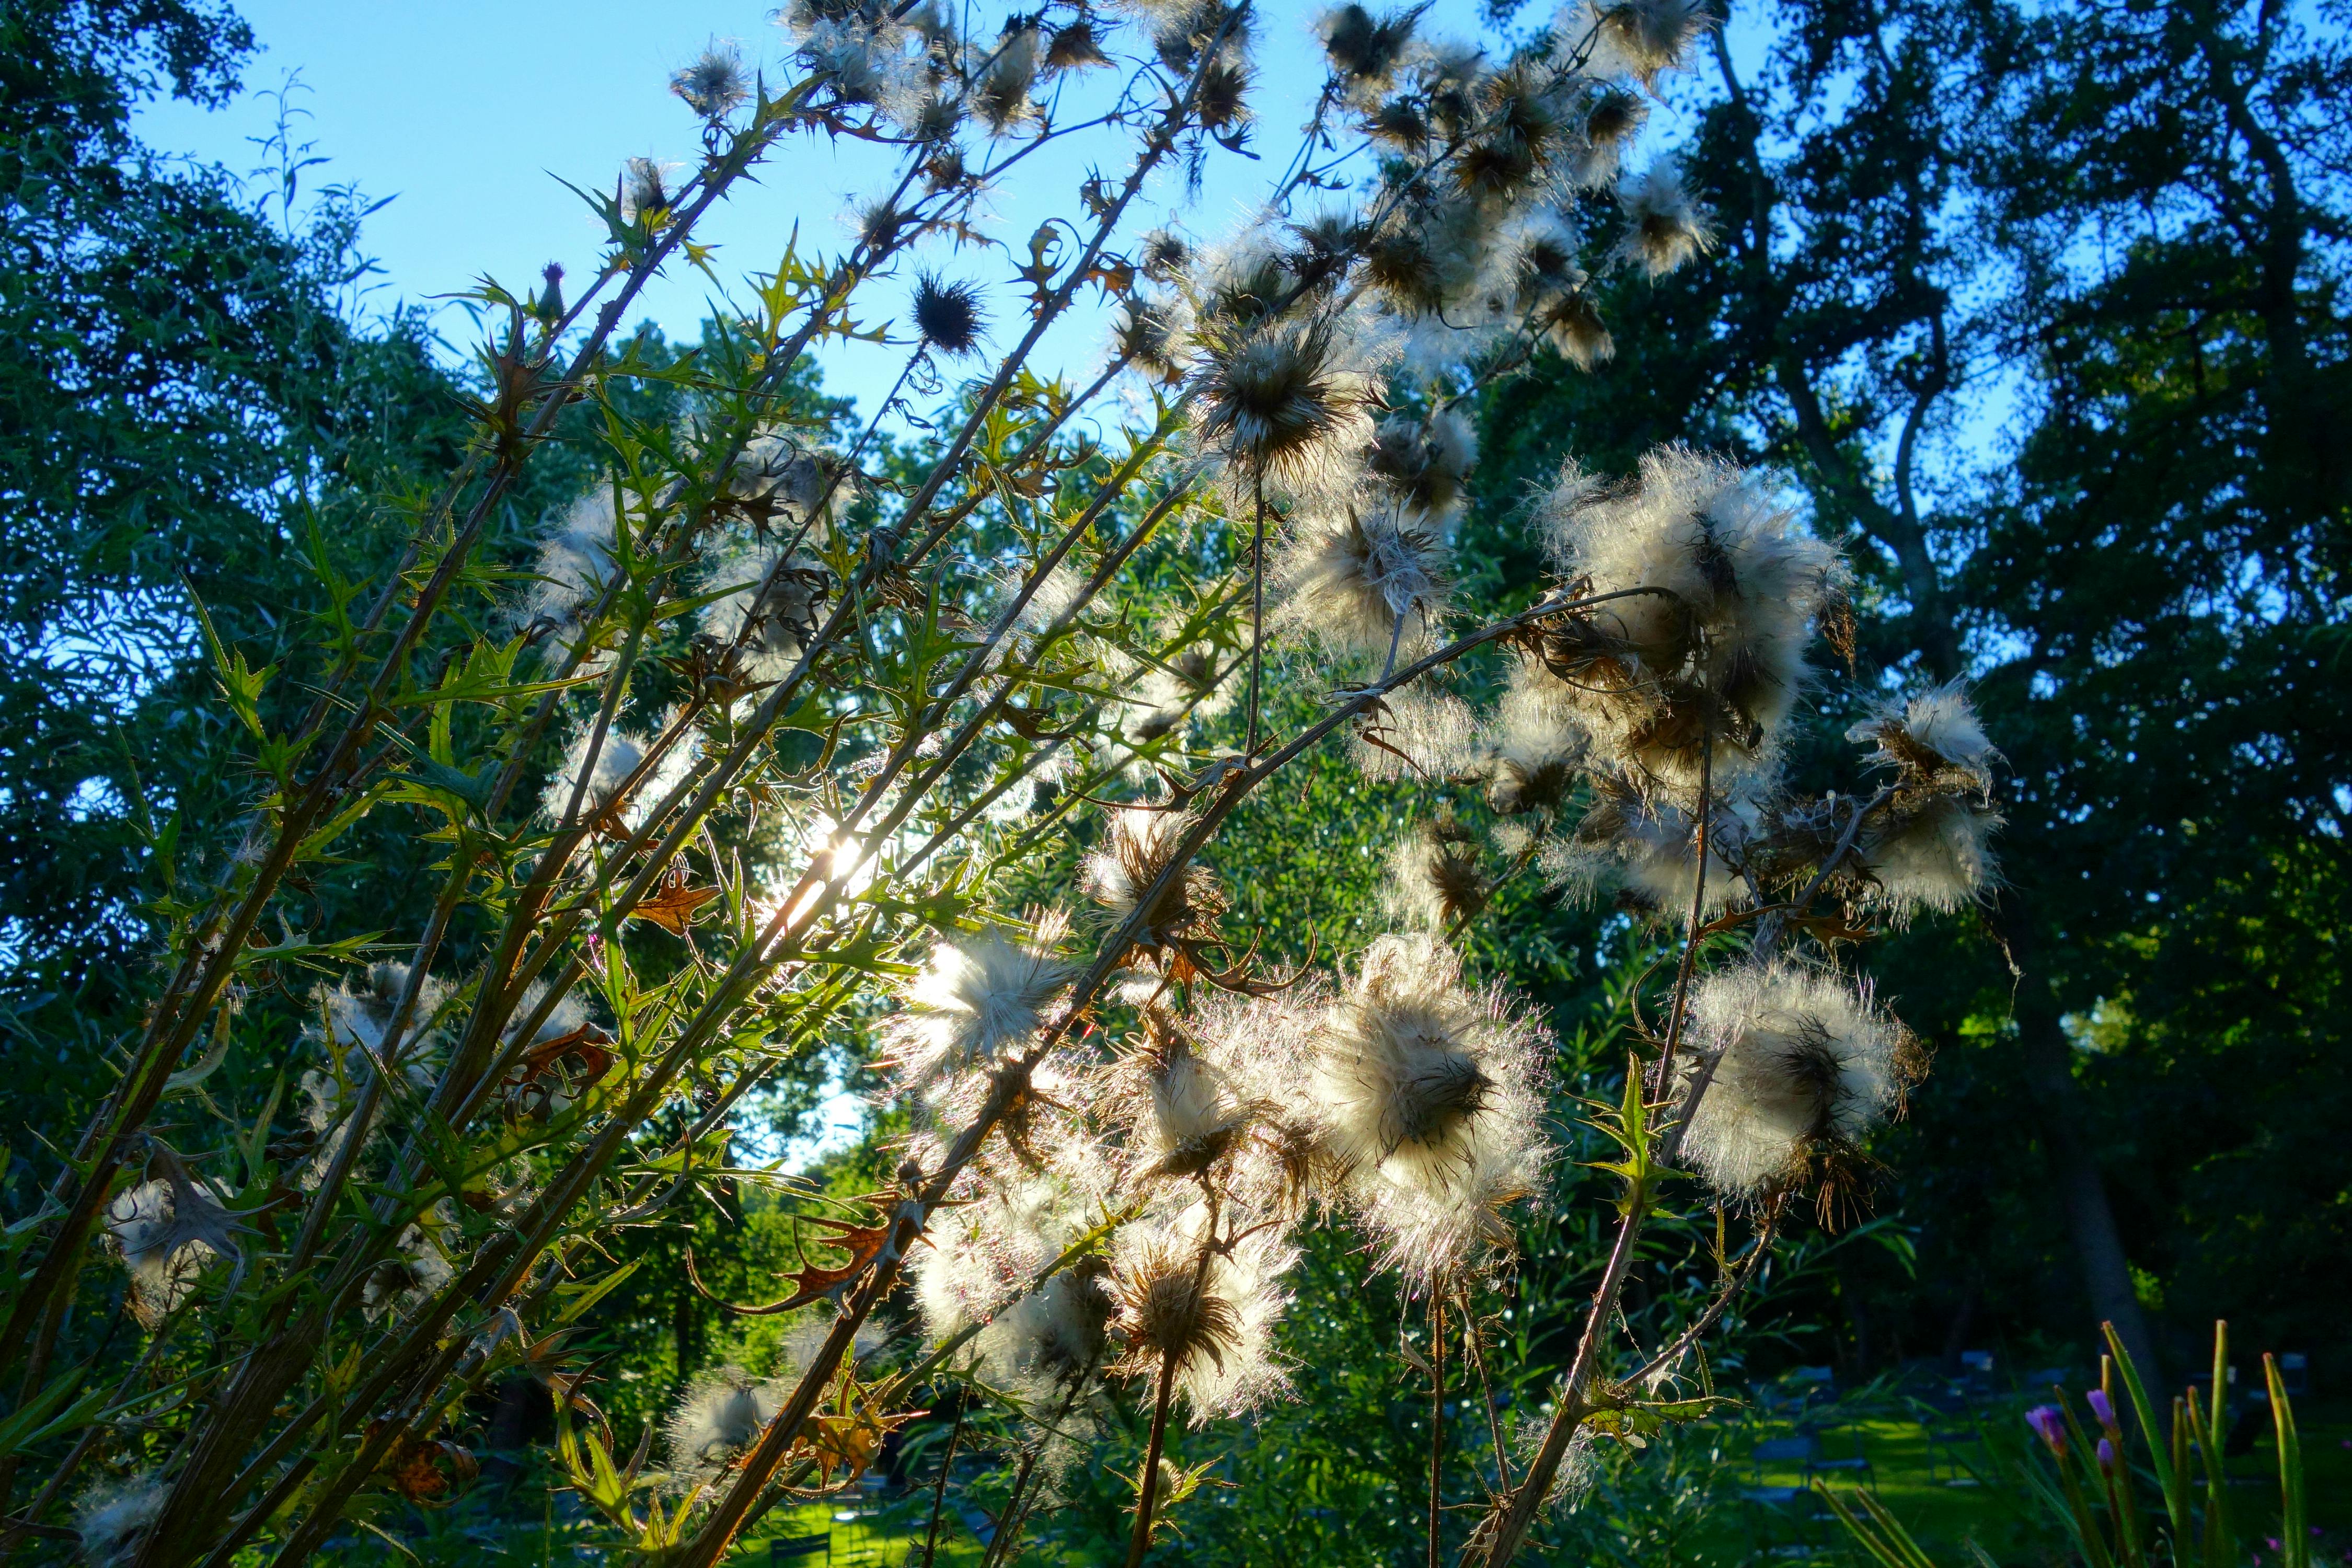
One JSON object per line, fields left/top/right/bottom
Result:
{"left": 135, "top": 0, "right": 1554, "bottom": 420}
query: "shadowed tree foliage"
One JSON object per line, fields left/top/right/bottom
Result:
{"left": 1474, "top": 0, "right": 2351, "bottom": 1378}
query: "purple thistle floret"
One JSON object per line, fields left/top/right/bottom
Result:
{"left": 2027, "top": 1404, "right": 2067, "bottom": 1455}
{"left": 2088, "top": 1388, "right": 2117, "bottom": 1431}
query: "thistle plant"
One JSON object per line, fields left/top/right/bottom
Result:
{"left": 0, "top": 3, "right": 2008, "bottom": 1564}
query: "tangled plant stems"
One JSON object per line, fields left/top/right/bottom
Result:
{"left": 0, "top": 3, "right": 2011, "bottom": 1565}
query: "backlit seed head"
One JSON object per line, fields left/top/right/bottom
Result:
{"left": 672, "top": 40, "right": 750, "bottom": 118}
{"left": 1680, "top": 963, "right": 1920, "bottom": 1198}
{"left": 912, "top": 273, "right": 987, "bottom": 356}
{"left": 1319, "top": 4, "right": 1419, "bottom": 91}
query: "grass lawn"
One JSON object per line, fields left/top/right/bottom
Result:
{"left": 730, "top": 1392, "right": 2352, "bottom": 1565}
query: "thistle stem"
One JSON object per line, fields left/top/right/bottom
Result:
{"left": 1479, "top": 734, "right": 1715, "bottom": 1566}
{"left": 1125, "top": 1351, "right": 1181, "bottom": 1568}
{"left": 916, "top": 1396, "right": 967, "bottom": 1568}
{"left": 1247, "top": 473, "right": 1269, "bottom": 756}
{"left": 1429, "top": 1293, "right": 1448, "bottom": 1568}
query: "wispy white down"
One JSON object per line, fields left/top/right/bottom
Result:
{"left": 1535, "top": 446, "right": 1846, "bottom": 792}
{"left": 884, "top": 912, "right": 1075, "bottom": 1091}
{"left": 71, "top": 1470, "right": 167, "bottom": 1566}
{"left": 1312, "top": 934, "right": 1553, "bottom": 1283}
{"left": 1680, "top": 963, "right": 1909, "bottom": 1196}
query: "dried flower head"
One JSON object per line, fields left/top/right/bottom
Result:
{"left": 1079, "top": 805, "right": 1223, "bottom": 959}
{"left": 975, "top": 26, "right": 1041, "bottom": 133}
{"left": 621, "top": 156, "right": 677, "bottom": 223}
{"left": 105, "top": 1147, "right": 256, "bottom": 1327}
{"left": 71, "top": 1470, "right": 167, "bottom": 1566}
{"left": 672, "top": 39, "right": 750, "bottom": 118}
{"left": 1575, "top": 0, "right": 1714, "bottom": 84}
{"left": 1314, "top": 933, "right": 1553, "bottom": 1282}
{"left": 704, "top": 544, "right": 826, "bottom": 686}
{"left": 1613, "top": 159, "right": 1716, "bottom": 278}
{"left": 1538, "top": 286, "right": 1616, "bottom": 367}
{"left": 1384, "top": 817, "right": 1491, "bottom": 929}
{"left": 666, "top": 1366, "right": 784, "bottom": 1481}
{"left": 1190, "top": 984, "right": 1346, "bottom": 1216}
{"left": 793, "top": 15, "right": 923, "bottom": 121}
{"left": 362, "top": 1211, "right": 455, "bottom": 1322}
{"left": 1544, "top": 773, "right": 1755, "bottom": 918}
{"left": 1110, "top": 1218, "right": 1295, "bottom": 1422}
{"left": 1114, "top": 297, "right": 1189, "bottom": 385}
{"left": 1850, "top": 683, "right": 1996, "bottom": 793}
{"left": 1839, "top": 685, "right": 2004, "bottom": 919}
{"left": 1275, "top": 505, "right": 1451, "bottom": 662}
{"left": 1454, "top": 62, "right": 1572, "bottom": 200}
{"left": 1187, "top": 314, "right": 1381, "bottom": 492}
{"left": 978, "top": 1258, "right": 1117, "bottom": 1396}
{"left": 1122, "top": 643, "right": 1232, "bottom": 746}
{"left": 1115, "top": 1010, "right": 1256, "bottom": 1183}
{"left": 1046, "top": 19, "right": 1111, "bottom": 70}
{"left": 1320, "top": 4, "right": 1419, "bottom": 94}
{"left": 1139, "top": 227, "right": 1191, "bottom": 282}
{"left": 1366, "top": 409, "right": 1478, "bottom": 523}
{"left": 884, "top": 912, "right": 1075, "bottom": 1090}
{"left": 723, "top": 433, "right": 831, "bottom": 528}
{"left": 541, "top": 720, "right": 698, "bottom": 832}
{"left": 1531, "top": 447, "right": 1846, "bottom": 792}
{"left": 1680, "top": 963, "right": 1917, "bottom": 1198}
{"left": 1482, "top": 656, "right": 1587, "bottom": 815}
{"left": 912, "top": 272, "right": 987, "bottom": 356}
{"left": 523, "top": 486, "right": 624, "bottom": 628}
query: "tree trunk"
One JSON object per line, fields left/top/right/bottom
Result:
{"left": 1992, "top": 903, "right": 2163, "bottom": 1382}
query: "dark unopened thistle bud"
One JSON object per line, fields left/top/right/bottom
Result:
{"left": 671, "top": 39, "right": 750, "bottom": 118}
{"left": 1319, "top": 4, "right": 1417, "bottom": 90}
{"left": 912, "top": 272, "right": 986, "bottom": 356}
{"left": 531, "top": 262, "right": 566, "bottom": 327}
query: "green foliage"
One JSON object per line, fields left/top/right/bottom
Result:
{"left": 1474, "top": 0, "right": 2352, "bottom": 1374}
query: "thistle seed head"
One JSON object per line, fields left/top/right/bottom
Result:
{"left": 1680, "top": 963, "right": 1919, "bottom": 1198}
{"left": 672, "top": 40, "right": 750, "bottom": 118}
{"left": 1613, "top": 159, "right": 1717, "bottom": 278}
{"left": 1319, "top": 4, "right": 1419, "bottom": 93}
{"left": 912, "top": 272, "right": 987, "bottom": 356}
